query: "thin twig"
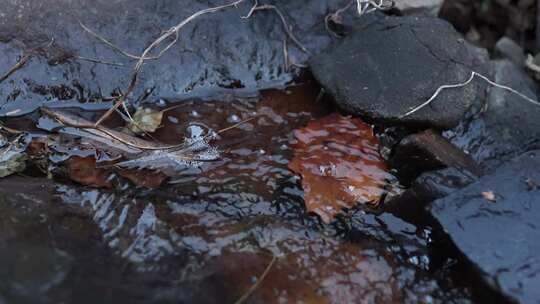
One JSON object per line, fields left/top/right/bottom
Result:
{"left": 0, "top": 54, "right": 31, "bottom": 84}
{"left": 79, "top": 21, "right": 160, "bottom": 61}
{"left": 401, "top": 71, "right": 540, "bottom": 118}
{"left": 241, "top": 3, "right": 309, "bottom": 54}
{"left": 75, "top": 56, "right": 125, "bottom": 67}
{"left": 93, "top": 0, "right": 247, "bottom": 127}
{"left": 325, "top": 0, "right": 355, "bottom": 38}
{"left": 41, "top": 106, "right": 256, "bottom": 151}
{"left": 0, "top": 123, "right": 23, "bottom": 135}
{"left": 233, "top": 254, "right": 276, "bottom": 304}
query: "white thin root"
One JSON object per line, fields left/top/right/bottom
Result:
{"left": 525, "top": 54, "right": 540, "bottom": 74}
{"left": 401, "top": 71, "right": 540, "bottom": 118}
{"left": 356, "top": 0, "right": 394, "bottom": 16}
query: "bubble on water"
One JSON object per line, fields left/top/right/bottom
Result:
{"left": 190, "top": 110, "right": 200, "bottom": 118}
{"left": 167, "top": 116, "right": 179, "bottom": 124}
{"left": 227, "top": 114, "right": 240, "bottom": 123}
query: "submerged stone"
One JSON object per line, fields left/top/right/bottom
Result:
{"left": 430, "top": 150, "right": 540, "bottom": 304}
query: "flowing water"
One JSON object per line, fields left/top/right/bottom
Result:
{"left": 0, "top": 79, "right": 475, "bottom": 304}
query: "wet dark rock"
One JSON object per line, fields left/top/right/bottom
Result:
{"left": 445, "top": 59, "right": 540, "bottom": 171}
{"left": 391, "top": 129, "right": 482, "bottom": 182}
{"left": 387, "top": 167, "right": 478, "bottom": 223}
{"left": 0, "top": 0, "right": 380, "bottom": 116}
{"left": 310, "top": 16, "right": 487, "bottom": 129}
{"left": 494, "top": 37, "right": 526, "bottom": 67}
{"left": 430, "top": 150, "right": 540, "bottom": 304}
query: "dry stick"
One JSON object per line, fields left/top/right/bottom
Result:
{"left": 0, "top": 54, "right": 30, "bottom": 84}
{"left": 233, "top": 255, "right": 276, "bottom": 304}
{"left": 401, "top": 71, "right": 540, "bottom": 118}
{"left": 42, "top": 106, "right": 256, "bottom": 151}
{"left": 93, "top": 0, "right": 248, "bottom": 127}
{"left": 75, "top": 56, "right": 125, "bottom": 67}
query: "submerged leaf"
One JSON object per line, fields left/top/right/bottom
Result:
{"left": 67, "top": 156, "right": 113, "bottom": 188}
{"left": 66, "top": 156, "right": 167, "bottom": 188}
{"left": 128, "top": 107, "right": 164, "bottom": 134}
{"left": 288, "top": 113, "right": 394, "bottom": 223}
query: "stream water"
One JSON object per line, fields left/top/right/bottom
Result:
{"left": 0, "top": 79, "right": 475, "bottom": 304}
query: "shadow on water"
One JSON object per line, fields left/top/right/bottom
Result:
{"left": 0, "top": 79, "right": 476, "bottom": 304}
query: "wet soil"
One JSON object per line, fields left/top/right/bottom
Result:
{"left": 0, "top": 79, "right": 479, "bottom": 304}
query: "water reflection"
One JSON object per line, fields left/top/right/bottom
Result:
{"left": 0, "top": 81, "right": 473, "bottom": 303}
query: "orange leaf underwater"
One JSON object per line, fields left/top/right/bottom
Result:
{"left": 288, "top": 113, "right": 394, "bottom": 223}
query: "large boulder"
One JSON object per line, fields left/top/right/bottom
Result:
{"left": 430, "top": 150, "right": 540, "bottom": 304}
{"left": 0, "top": 0, "right": 379, "bottom": 116}
{"left": 444, "top": 59, "right": 540, "bottom": 171}
{"left": 310, "top": 16, "right": 487, "bottom": 129}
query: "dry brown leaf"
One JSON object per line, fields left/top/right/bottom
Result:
{"left": 288, "top": 113, "right": 393, "bottom": 223}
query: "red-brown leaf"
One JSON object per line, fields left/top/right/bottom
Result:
{"left": 66, "top": 156, "right": 166, "bottom": 188}
{"left": 67, "top": 156, "right": 113, "bottom": 188}
{"left": 288, "top": 113, "right": 393, "bottom": 223}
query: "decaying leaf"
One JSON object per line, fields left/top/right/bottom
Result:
{"left": 67, "top": 156, "right": 113, "bottom": 188}
{"left": 128, "top": 107, "right": 164, "bottom": 134}
{"left": 67, "top": 156, "right": 167, "bottom": 188}
{"left": 0, "top": 135, "right": 28, "bottom": 178}
{"left": 288, "top": 113, "right": 395, "bottom": 223}
{"left": 115, "top": 130, "right": 220, "bottom": 175}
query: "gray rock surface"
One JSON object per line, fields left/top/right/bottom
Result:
{"left": 494, "top": 37, "right": 526, "bottom": 67}
{"left": 445, "top": 59, "right": 540, "bottom": 171}
{"left": 310, "top": 16, "right": 486, "bottom": 129}
{"left": 430, "top": 150, "right": 540, "bottom": 304}
{"left": 0, "top": 0, "right": 378, "bottom": 116}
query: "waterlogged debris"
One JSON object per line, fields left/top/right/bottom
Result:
{"left": 128, "top": 107, "right": 164, "bottom": 134}
{"left": 288, "top": 113, "right": 396, "bottom": 223}
{"left": 67, "top": 156, "right": 113, "bottom": 188}
{"left": 0, "top": 135, "right": 28, "bottom": 178}
{"left": 67, "top": 156, "right": 167, "bottom": 188}
{"left": 115, "top": 128, "right": 220, "bottom": 175}
{"left": 39, "top": 107, "right": 219, "bottom": 183}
